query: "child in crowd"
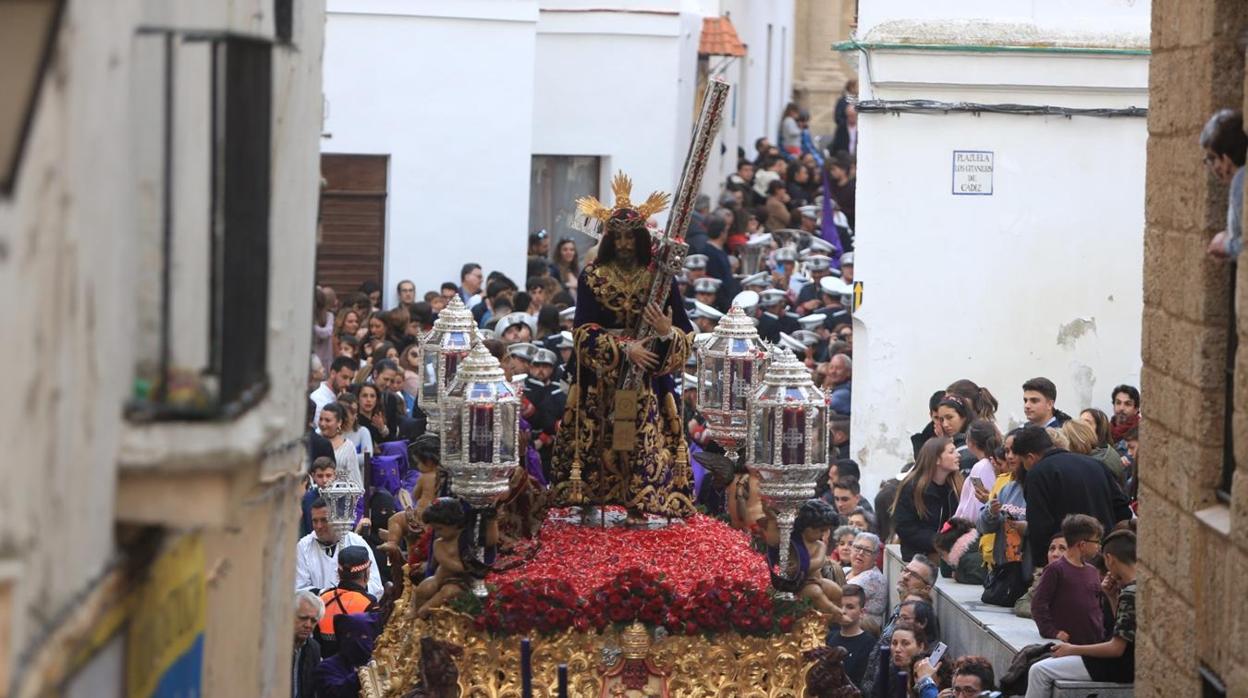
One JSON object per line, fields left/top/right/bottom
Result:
{"left": 932, "top": 518, "right": 986, "bottom": 585}
{"left": 1026, "top": 530, "right": 1136, "bottom": 697}
{"left": 1014, "top": 533, "right": 1066, "bottom": 618}
{"left": 1030, "top": 515, "right": 1105, "bottom": 644}
{"left": 301, "top": 457, "right": 337, "bottom": 536}
{"left": 827, "top": 584, "right": 876, "bottom": 689}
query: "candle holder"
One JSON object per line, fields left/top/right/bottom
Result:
{"left": 746, "top": 346, "right": 829, "bottom": 599}
{"left": 442, "top": 342, "right": 520, "bottom": 597}
{"left": 321, "top": 464, "right": 365, "bottom": 538}
{"left": 419, "top": 294, "right": 477, "bottom": 429}
{"left": 696, "top": 306, "right": 768, "bottom": 467}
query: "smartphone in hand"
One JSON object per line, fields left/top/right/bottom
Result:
{"left": 928, "top": 641, "right": 948, "bottom": 666}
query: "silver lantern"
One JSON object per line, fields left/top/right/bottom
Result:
{"left": 697, "top": 305, "right": 768, "bottom": 466}
{"left": 746, "top": 346, "right": 829, "bottom": 598}
{"left": 419, "top": 294, "right": 477, "bottom": 427}
{"left": 441, "top": 341, "right": 520, "bottom": 596}
{"left": 321, "top": 466, "right": 365, "bottom": 538}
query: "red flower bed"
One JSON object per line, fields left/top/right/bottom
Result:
{"left": 468, "top": 513, "right": 804, "bottom": 637}
{"left": 489, "top": 511, "right": 769, "bottom": 595}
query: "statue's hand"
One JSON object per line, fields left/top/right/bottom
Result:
{"left": 625, "top": 341, "right": 659, "bottom": 371}
{"left": 644, "top": 302, "right": 673, "bottom": 337}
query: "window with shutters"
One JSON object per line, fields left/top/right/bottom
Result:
{"left": 127, "top": 31, "right": 273, "bottom": 420}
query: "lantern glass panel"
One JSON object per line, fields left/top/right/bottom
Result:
{"left": 731, "top": 338, "right": 748, "bottom": 353}
{"left": 331, "top": 494, "right": 353, "bottom": 523}
{"left": 785, "top": 386, "right": 803, "bottom": 400}
{"left": 469, "top": 383, "right": 492, "bottom": 400}
{"left": 498, "top": 402, "right": 517, "bottom": 461}
{"left": 446, "top": 331, "right": 471, "bottom": 348}
{"left": 422, "top": 352, "right": 439, "bottom": 401}
{"left": 780, "top": 405, "right": 807, "bottom": 464}
{"left": 727, "top": 358, "right": 752, "bottom": 412}
{"left": 469, "top": 403, "right": 495, "bottom": 463}
{"left": 445, "top": 351, "right": 465, "bottom": 387}
{"left": 811, "top": 404, "right": 827, "bottom": 463}
{"left": 754, "top": 408, "right": 775, "bottom": 464}
{"left": 444, "top": 410, "right": 463, "bottom": 459}
{"left": 702, "top": 360, "right": 721, "bottom": 409}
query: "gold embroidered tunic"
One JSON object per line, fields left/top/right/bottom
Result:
{"left": 549, "top": 260, "right": 697, "bottom": 516}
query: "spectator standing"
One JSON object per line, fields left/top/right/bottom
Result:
{"left": 830, "top": 104, "right": 858, "bottom": 158}
{"left": 1022, "top": 377, "right": 1069, "bottom": 428}
{"left": 1013, "top": 425, "right": 1132, "bottom": 558}
{"left": 835, "top": 79, "right": 858, "bottom": 130}
{"left": 311, "top": 357, "right": 356, "bottom": 427}
{"left": 828, "top": 584, "right": 877, "bottom": 689}
{"left": 553, "top": 237, "right": 581, "bottom": 297}
{"left": 826, "top": 154, "right": 857, "bottom": 230}
{"left": 458, "top": 263, "right": 483, "bottom": 306}
{"left": 1026, "top": 530, "right": 1136, "bottom": 697}
{"left": 764, "top": 179, "right": 792, "bottom": 230}
{"left": 317, "top": 403, "right": 362, "bottom": 486}
{"left": 1080, "top": 408, "right": 1129, "bottom": 484}
{"left": 1109, "top": 384, "right": 1141, "bottom": 444}
{"left": 313, "top": 288, "right": 335, "bottom": 375}
{"left": 1030, "top": 514, "right": 1105, "bottom": 644}
{"left": 1200, "top": 109, "right": 1246, "bottom": 260}
{"left": 295, "top": 498, "right": 384, "bottom": 598}
{"left": 396, "top": 279, "right": 416, "bottom": 307}
{"left": 826, "top": 354, "right": 852, "bottom": 415}
{"left": 891, "top": 437, "right": 963, "bottom": 561}
{"left": 954, "top": 420, "right": 1001, "bottom": 521}
{"left": 846, "top": 532, "right": 887, "bottom": 630}
{"left": 292, "top": 590, "right": 323, "bottom": 698}
{"left": 780, "top": 102, "right": 802, "bottom": 156}
{"left": 701, "top": 217, "right": 741, "bottom": 310}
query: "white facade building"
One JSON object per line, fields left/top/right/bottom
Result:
{"left": 847, "top": 0, "right": 1150, "bottom": 495}
{"left": 322, "top": 0, "right": 793, "bottom": 304}
{"left": 0, "top": 0, "right": 324, "bottom": 694}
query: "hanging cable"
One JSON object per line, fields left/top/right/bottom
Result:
{"left": 856, "top": 99, "right": 1146, "bottom": 118}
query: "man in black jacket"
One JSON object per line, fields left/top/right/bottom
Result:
{"left": 293, "top": 590, "right": 323, "bottom": 698}
{"left": 1014, "top": 426, "right": 1132, "bottom": 557}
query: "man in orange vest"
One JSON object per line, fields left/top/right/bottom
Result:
{"left": 317, "top": 545, "right": 377, "bottom": 657}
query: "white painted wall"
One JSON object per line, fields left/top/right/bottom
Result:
{"left": 532, "top": 5, "right": 698, "bottom": 225}
{"left": 0, "top": 0, "right": 324, "bottom": 691}
{"left": 720, "top": 0, "right": 796, "bottom": 159}
{"left": 849, "top": 0, "right": 1150, "bottom": 496}
{"left": 323, "top": 0, "right": 537, "bottom": 305}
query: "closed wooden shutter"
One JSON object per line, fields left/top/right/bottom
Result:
{"left": 317, "top": 153, "right": 387, "bottom": 295}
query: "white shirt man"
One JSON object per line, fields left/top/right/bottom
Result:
{"left": 311, "top": 358, "right": 356, "bottom": 427}
{"left": 295, "top": 502, "right": 383, "bottom": 598}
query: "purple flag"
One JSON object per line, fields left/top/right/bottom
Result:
{"left": 820, "top": 168, "right": 845, "bottom": 268}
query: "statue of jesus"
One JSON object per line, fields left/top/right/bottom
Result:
{"left": 549, "top": 173, "right": 697, "bottom": 520}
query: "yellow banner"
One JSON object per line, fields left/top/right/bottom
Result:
{"left": 126, "top": 534, "right": 206, "bottom": 698}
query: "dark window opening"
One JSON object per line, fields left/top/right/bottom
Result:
{"left": 275, "top": 0, "right": 293, "bottom": 43}
{"left": 1219, "top": 271, "right": 1237, "bottom": 503}
{"left": 128, "top": 31, "right": 272, "bottom": 421}
{"left": 1200, "top": 665, "right": 1227, "bottom": 698}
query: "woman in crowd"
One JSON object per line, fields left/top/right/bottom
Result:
{"left": 846, "top": 531, "right": 887, "bottom": 631}
{"left": 366, "top": 313, "right": 388, "bottom": 345}
{"left": 932, "top": 517, "right": 985, "bottom": 584}
{"left": 335, "top": 391, "right": 374, "bottom": 459}
{"left": 357, "top": 383, "right": 391, "bottom": 445}
{"left": 976, "top": 429, "right": 1031, "bottom": 607}
{"left": 945, "top": 378, "right": 998, "bottom": 422}
{"left": 318, "top": 402, "right": 362, "bottom": 485}
{"left": 553, "top": 237, "right": 581, "bottom": 297}
{"left": 891, "top": 437, "right": 963, "bottom": 561}
{"left": 333, "top": 308, "right": 363, "bottom": 356}
{"left": 873, "top": 621, "right": 929, "bottom": 698}
{"left": 1080, "top": 408, "right": 1129, "bottom": 484}
{"left": 848, "top": 507, "right": 876, "bottom": 534}
{"left": 786, "top": 163, "right": 816, "bottom": 208}
{"left": 954, "top": 419, "right": 1001, "bottom": 521}
{"left": 313, "top": 288, "right": 335, "bottom": 373}
{"left": 399, "top": 344, "right": 423, "bottom": 407}
{"left": 933, "top": 395, "right": 978, "bottom": 471}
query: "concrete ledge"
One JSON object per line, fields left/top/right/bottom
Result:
{"left": 883, "top": 545, "right": 1134, "bottom": 696}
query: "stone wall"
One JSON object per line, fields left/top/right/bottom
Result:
{"left": 1138, "top": 0, "right": 1248, "bottom": 693}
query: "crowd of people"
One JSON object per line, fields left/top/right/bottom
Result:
{"left": 285, "top": 87, "right": 1173, "bottom": 697}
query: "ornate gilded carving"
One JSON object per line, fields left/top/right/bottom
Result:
{"left": 361, "top": 586, "right": 832, "bottom": 697}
